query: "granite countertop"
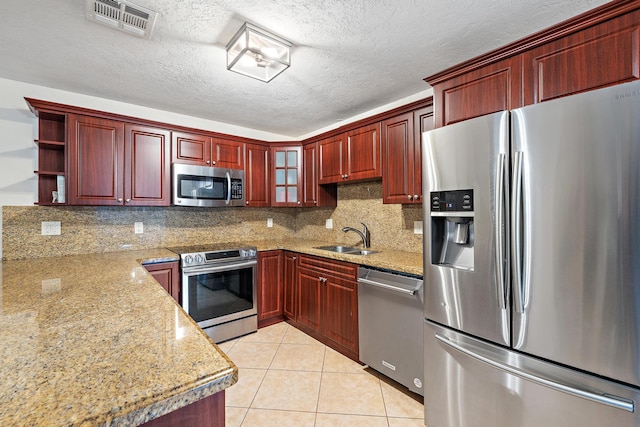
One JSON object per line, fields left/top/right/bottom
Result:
{"left": 0, "top": 249, "right": 237, "bottom": 427}
{"left": 250, "top": 239, "right": 423, "bottom": 277}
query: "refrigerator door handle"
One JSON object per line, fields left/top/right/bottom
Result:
{"left": 434, "top": 333, "right": 635, "bottom": 413}
{"left": 511, "top": 151, "right": 525, "bottom": 313}
{"left": 495, "top": 153, "right": 507, "bottom": 309}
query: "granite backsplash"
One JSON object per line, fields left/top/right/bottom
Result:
{"left": 3, "top": 182, "right": 423, "bottom": 260}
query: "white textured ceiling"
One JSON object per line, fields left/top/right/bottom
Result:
{"left": 0, "top": 0, "right": 609, "bottom": 138}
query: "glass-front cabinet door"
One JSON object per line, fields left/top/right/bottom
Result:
{"left": 271, "top": 146, "right": 302, "bottom": 206}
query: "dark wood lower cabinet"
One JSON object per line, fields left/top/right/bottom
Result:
{"left": 141, "top": 391, "right": 225, "bottom": 427}
{"left": 144, "top": 261, "right": 180, "bottom": 303}
{"left": 283, "top": 251, "right": 297, "bottom": 320}
{"left": 294, "top": 254, "right": 359, "bottom": 360}
{"left": 257, "top": 250, "right": 284, "bottom": 328}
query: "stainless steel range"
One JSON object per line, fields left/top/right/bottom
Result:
{"left": 170, "top": 244, "right": 258, "bottom": 343}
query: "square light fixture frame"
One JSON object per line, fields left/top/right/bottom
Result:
{"left": 226, "top": 22, "right": 292, "bottom": 82}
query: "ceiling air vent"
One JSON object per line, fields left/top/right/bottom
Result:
{"left": 86, "top": 0, "right": 158, "bottom": 38}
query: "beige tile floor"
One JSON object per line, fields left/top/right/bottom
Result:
{"left": 218, "top": 322, "right": 425, "bottom": 427}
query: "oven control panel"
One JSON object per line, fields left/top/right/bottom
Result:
{"left": 180, "top": 247, "right": 258, "bottom": 267}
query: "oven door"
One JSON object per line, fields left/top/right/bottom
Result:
{"left": 181, "top": 260, "right": 257, "bottom": 329}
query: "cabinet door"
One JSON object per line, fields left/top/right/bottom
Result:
{"left": 522, "top": 9, "right": 640, "bottom": 105}
{"left": 318, "top": 134, "right": 345, "bottom": 184}
{"left": 172, "top": 131, "right": 211, "bottom": 165}
{"left": 245, "top": 143, "right": 270, "bottom": 207}
{"left": 324, "top": 275, "right": 359, "bottom": 355}
{"left": 283, "top": 252, "right": 297, "bottom": 319}
{"left": 303, "top": 142, "right": 337, "bottom": 207}
{"left": 413, "top": 106, "right": 434, "bottom": 203}
{"left": 258, "top": 250, "right": 283, "bottom": 325}
{"left": 272, "top": 146, "right": 302, "bottom": 207}
{"left": 67, "top": 114, "right": 125, "bottom": 205}
{"left": 382, "top": 112, "right": 414, "bottom": 204}
{"left": 124, "top": 124, "right": 171, "bottom": 206}
{"left": 144, "top": 261, "right": 180, "bottom": 303}
{"left": 345, "top": 122, "right": 382, "bottom": 181}
{"left": 212, "top": 137, "right": 244, "bottom": 169}
{"left": 297, "top": 267, "right": 323, "bottom": 333}
{"left": 432, "top": 56, "right": 523, "bottom": 128}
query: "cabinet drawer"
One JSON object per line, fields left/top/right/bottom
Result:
{"left": 298, "top": 254, "right": 357, "bottom": 280}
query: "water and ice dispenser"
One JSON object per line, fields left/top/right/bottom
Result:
{"left": 430, "top": 189, "right": 475, "bottom": 270}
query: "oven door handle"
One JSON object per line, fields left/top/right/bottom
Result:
{"left": 182, "top": 260, "right": 257, "bottom": 274}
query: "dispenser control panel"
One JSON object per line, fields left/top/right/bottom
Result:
{"left": 430, "top": 190, "right": 474, "bottom": 212}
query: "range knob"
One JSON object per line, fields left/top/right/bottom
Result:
{"left": 194, "top": 254, "right": 204, "bottom": 264}
{"left": 184, "top": 255, "right": 193, "bottom": 265}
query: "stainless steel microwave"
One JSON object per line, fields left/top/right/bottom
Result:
{"left": 172, "top": 163, "right": 244, "bottom": 207}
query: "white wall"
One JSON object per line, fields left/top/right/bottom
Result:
{"left": 0, "top": 77, "right": 293, "bottom": 259}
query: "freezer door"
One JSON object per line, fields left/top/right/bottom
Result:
{"left": 424, "top": 321, "right": 639, "bottom": 427}
{"left": 423, "top": 111, "right": 510, "bottom": 345}
{"left": 511, "top": 80, "right": 640, "bottom": 387}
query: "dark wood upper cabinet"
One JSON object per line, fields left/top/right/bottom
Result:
{"left": 302, "top": 142, "right": 337, "bottom": 207}
{"left": 318, "top": 134, "right": 345, "bottom": 184}
{"left": 172, "top": 131, "right": 244, "bottom": 169}
{"left": 67, "top": 114, "right": 125, "bottom": 206}
{"left": 245, "top": 143, "right": 270, "bottom": 207}
{"left": 318, "top": 123, "right": 381, "bottom": 184}
{"left": 382, "top": 106, "right": 433, "bottom": 204}
{"left": 344, "top": 122, "right": 382, "bottom": 181}
{"left": 124, "top": 124, "right": 171, "bottom": 206}
{"left": 426, "top": 1, "right": 640, "bottom": 128}
{"left": 212, "top": 137, "right": 244, "bottom": 169}
{"left": 271, "top": 146, "right": 303, "bottom": 207}
{"left": 68, "top": 115, "right": 170, "bottom": 206}
{"left": 522, "top": 8, "right": 640, "bottom": 105}
{"left": 431, "top": 56, "right": 523, "bottom": 128}
{"left": 172, "top": 131, "right": 211, "bottom": 165}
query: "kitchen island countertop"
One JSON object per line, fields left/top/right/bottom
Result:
{"left": 0, "top": 249, "right": 237, "bottom": 426}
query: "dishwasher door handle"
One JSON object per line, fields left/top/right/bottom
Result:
{"left": 358, "top": 277, "right": 421, "bottom": 295}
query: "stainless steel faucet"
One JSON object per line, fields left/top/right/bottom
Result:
{"left": 342, "top": 222, "right": 371, "bottom": 248}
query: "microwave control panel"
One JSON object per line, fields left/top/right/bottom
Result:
{"left": 230, "top": 179, "right": 243, "bottom": 200}
{"left": 430, "top": 189, "right": 474, "bottom": 212}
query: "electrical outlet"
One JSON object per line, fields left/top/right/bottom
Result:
{"left": 414, "top": 221, "right": 423, "bottom": 235}
{"left": 41, "top": 221, "right": 61, "bottom": 236}
{"left": 267, "top": 218, "right": 273, "bottom": 228}
{"left": 134, "top": 222, "right": 144, "bottom": 234}
{"left": 326, "top": 219, "right": 333, "bottom": 229}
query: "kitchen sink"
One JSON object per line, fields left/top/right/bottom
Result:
{"left": 314, "top": 245, "right": 378, "bottom": 255}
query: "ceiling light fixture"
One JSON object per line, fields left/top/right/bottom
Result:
{"left": 226, "top": 23, "right": 292, "bottom": 83}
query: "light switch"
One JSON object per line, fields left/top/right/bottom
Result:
{"left": 267, "top": 218, "right": 273, "bottom": 228}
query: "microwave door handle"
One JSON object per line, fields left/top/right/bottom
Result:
{"left": 226, "top": 171, "right": 231, "bottom": 205}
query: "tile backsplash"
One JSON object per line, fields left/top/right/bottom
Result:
{"left": 2, "top": 182, "right": 423, "bottom": 260}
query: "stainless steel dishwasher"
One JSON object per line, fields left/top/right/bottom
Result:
{"left": 358, "top": 266, "right": 424, "bottom": 395}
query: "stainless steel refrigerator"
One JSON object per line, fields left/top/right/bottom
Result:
{"left": 422, "top": 80, "right": 640, "bottom": 427}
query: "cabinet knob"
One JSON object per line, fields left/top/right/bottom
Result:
{"left": 414, "top": 194, "right": 420, "bottom": 201}
{"left": 212, "top": 161, "right": 216, "bottom": 165}
{"left": 293, "top": 256, "right": 297, "bottom": 260}
{"left": 245, "top": 201, "right": 249, "bottom": 205}
{"left": 117, "top": 198, "right": 123, "bottom": 202}
{"left": 125, "top": 198, "right": 131, "bottom": 203}
{"left": 408, "top": 194, "right": 413, "bottom": 201}
{"left": 206, "top": 160, "right": 211, "bottom": 164}
{"left": 314, "top": 200, "right": 318, "bottom": 205}
{"left": 297, "top": 201, "right": 301, "bottom": 205}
